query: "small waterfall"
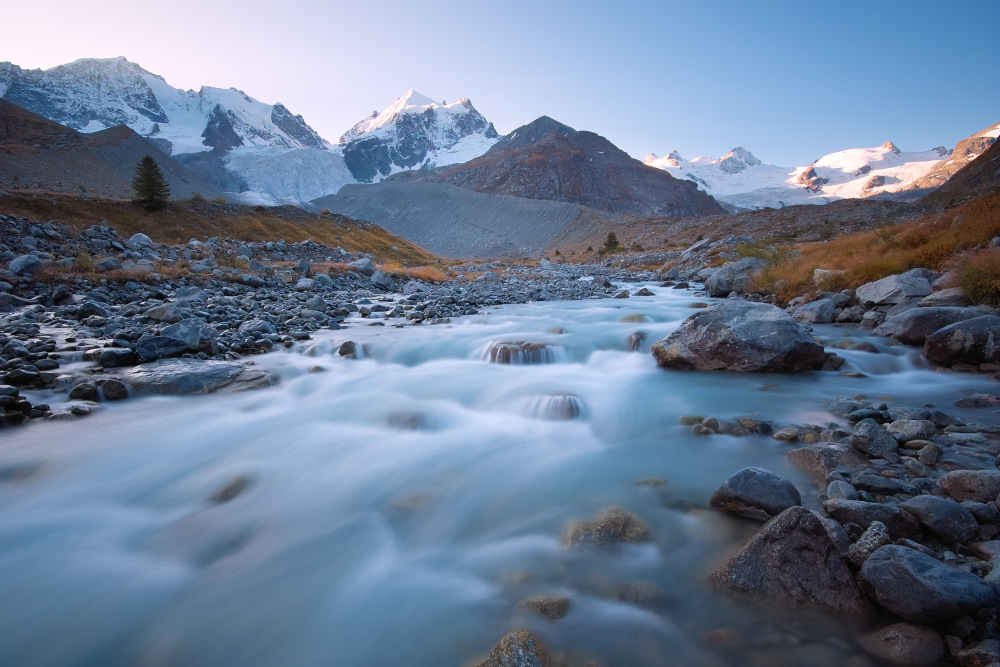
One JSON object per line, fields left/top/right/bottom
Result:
{"left": 526, "top": 394, "right": 584, "bottom": 420}
{"left": 486, "top": 341, "right": 557, "bottom": 364}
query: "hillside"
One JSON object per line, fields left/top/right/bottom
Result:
{"left": 0, "top": 99, "right": 222, "bottom": 200}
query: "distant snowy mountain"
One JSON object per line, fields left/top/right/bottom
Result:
{"left": 339, "top": 89, "right": 499, "bottom": 183}
{"left": 644, "top": 141, "right": 952, "bottom": 209}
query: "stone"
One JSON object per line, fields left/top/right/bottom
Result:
{"left": 822, "top": 499, "right": 921, "bottom": 539}
{"left": 847, "top": 521, "right": 891, "bottom": 566}
{"left": 900, "top": 495, "right": 979, "bottom": 543}
{"left": 856, "top": 272, "right": 932, "bottom": 307}
{"left": 93, "top": 257, "right": 122, "bottom": 272}
{"left": 859, "top": 545, "right": 999, "bottom": 623}
{"left": 338, "top": 341, "right": 361, "bottom": 358}
{"left": 563, "top": 508, "right": 649, "bottom": 548}
{"left": 75, "top": 301, "right": 108, "bottom": 320}
{"left": 771, "top": 426, "right": 800, "bottom": 442}
{"left": 651, "top": 301, "right": 826, "bottom": 373}
{"left": 709, "top": 507, "right": 875, "bottom": 621}
{"left": 370, "top": 269, "right": 395, "bottom": 291}
{"left": 709, "top": 467, "right": 802, "bottom": 521}
{"left": 127, "top": 233, "right": 153, "bottom": 248}
{"left": 8, "top": 254, "right": 43, "bottom": 276}
{"left": 488, "top": 342, "right": 554, "bottom": 365}
{"left": 96, "top": 348, "right": 138, "bottom": 368}
{"left": 857, "top": 622, "right": 946, "bottom": 667}
{"left": 704, "top": 257, "right": 766, "bottom": 297}
{"left": 793, "top": 298, "right": 837, "bottom": 324}
{"left": 940, "top": 470, "right": 1000, "bottom": 503}
{"left": 919, "top": 287, "right": 970, "bottom": 308}
{"left": 211, "top": 475, "right": 251, "bottom": 503}
{"left": 475, "top": 630, "right": 550, "bottom": 667}
{"left": 827, "top": 480, "right": 859, "bottom": 500}
{"left": 886, "top": 419, "right": 937, "bottom": 442}
{"left": 144, "top": 303, "right": 186, "bottom": 324}
{"left": 850, "top": 418, "right": 898, "bottom": 457}
{"left": 518, "top": 596, "right": 570, "bottom": 620}
{"left": 787, "top": 443, "right": 869, "bottom": 481}
{"left": 874, "top": 306, "right": 988, "bottom": 346}
{"left": 957, "top": 639, "right": 1000, "bottom": 667}
{"left": 120, "top": 359, "right": 277, "bottom": 395}
{"left": 136, "top": 336, "right": 190, "bottom": 363}
{"left": 347, "top": 257, "right": 375, "bottom": 277}
{"left": 95, "top": 378, "right": 129, "bottom": 401}
{"left": 924, "top": 316, "right": 1000, "bottom": 366}
{"left": 68, "top": 382, "right": 98, "bottom": 401}
{"left": 161, "top": 318, "right": 219, "bottom": 355}
{"left": 238, "top": 318, "right": 277, "bottom": 336}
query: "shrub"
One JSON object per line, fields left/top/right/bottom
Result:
{"left": 958, "top": 247, "right": 1000, "bottom": 306}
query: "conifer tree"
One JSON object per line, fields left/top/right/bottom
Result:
{"left": 601, "top": 231, "right": 621, "bottom": 253}
{"left": 131, "top": 155, "right": 170, "bottom": 210}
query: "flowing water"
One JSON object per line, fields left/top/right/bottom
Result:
{"left": 1, "top": 283, "right": 997, "bottom": 666}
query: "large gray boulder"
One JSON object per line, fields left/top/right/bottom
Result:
{"left": 900, "top": 495, "right": 979, "bottom": 543}
{"left": 856, "top": 270, "right": 932, "bottom": 306}
{"left": 923, "top": 315, "right": 1000, "bottom": 366}
{"left": 370, "top": 269, "right": 395, "bottom": 291}
{"left": 651, "top": 301, "right": 826, "bottom": 372}
{"left": 939, "top": 470, "right": 1000, "bottom": 503}
{"left": 8, "top": 254, "right": 43, "bottom": 276}
{"left": 136, "top": 336, "right": 190, "bottom": 363}
{"left": 859, "top": 544, "right": 999, "bottom": 623}
{"left": 347, "top": 257, "right": 375, "bottom": 277}
{"left": 161, "top": 318, "right": 219, "bottom": 355}
{"left": 850, "top": 418, "right": 899, "bottom": 457}
{"left": 710, "top": 507, "right": 876, "bottom": 621}
{"left": 120, "top": 359, "right": 277, "bottom": 395}
{"left": 127, "top": 233, "right": 153, "bottom": 248}
{"left": 822, "top": 499, "right": 921, "bottom": 539}
{"left": 792, "top": 298, "right": 837, "bottom": 324}
{"left": 709, "top": 467, "right": 801, "bottom": 521}
{"left": 704, "top": 257, "right": 767, "bottom": 297}
{"left": 873, "top": 306, "right": 988, "bottom": 345}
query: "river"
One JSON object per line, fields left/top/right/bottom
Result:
{"left": 1, "top": 282, "right": 996, "bottom": 666}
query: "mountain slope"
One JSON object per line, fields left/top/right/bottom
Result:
{"left": 907, "top": 121, "right": 1000, "bottom": 193}
{"left": 920, "top": 133, "right": 1000, "bottom": 209}
{"left": 0, "top": 98, "right": 222, "bottom": 200}
{"left": 339, "top": 89, "right": 499, "bottom": 183}
{"left": 415, "top": 116, "right": 726, "bottom": 218}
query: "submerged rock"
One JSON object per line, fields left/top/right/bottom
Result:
{"left": 475, "top": 630, "right": 550, "bottom": 667}
{"left": 488, "top": 342, "right": 555, "bottom": 365}
{"left": 120, "top": 359, "right": 277, "bottom": 395}
{"left": 857, "top": 622, "right": 946, "bottom": 667}
{"left": 859, "top": 545, "right": 999, "bottom": 623}
{"left": 563, "top": 508, "right": 649, "bottom": 548}
{"left": 709, "top": 467, "right": 801, "bottom": 521}
{"left": 710, "top": 506, "right": 875, "bottom": 621}
{"left": 651, "top": 301, "right": 825, "bottom": 372}
{"left": 518, "top": 596, "right": 570, "bottom": 620}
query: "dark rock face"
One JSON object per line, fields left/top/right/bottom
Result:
{"left": 874, "top": 307, "right": 989, "bottom": 345}
{"left": 710, "top": 507, "right": 875, "bottom": 621}
{"left": 900, "top": 495, "right": 979, "bottom": 543}
{"left": 821, "top": 499, "right": 921, "bottom": 540}
{"left": 269, "top": 103, "right": 326, "bottom": 150}
{"left": 201, "top": 104, "right": 244, "bottom": 152}
{"left": 651, "top": 301, "right": 826, "bottom": 372}
{"left": 423, "top": 116, "right": 726, "bottom": 218}
{"left": 859, "top": 545, "right": 999, "bottom": 623}
{"left": 476, "top": 630, "right": 550, "bottom": 667}
{"left": 923, "top": 315, "right": 1000, "bottom": 366}
{"left": 709, "top": 467, "right": 801, "bottom": 521}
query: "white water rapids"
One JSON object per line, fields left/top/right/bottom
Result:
{"left": 1, "top": 282, "right": 997, "bottom": 666}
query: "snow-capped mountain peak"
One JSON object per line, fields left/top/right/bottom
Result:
{"left": 338, "top": 89, "right": 500, "bottom": 183}
{"left": 880, "top": 140, "right": 901, "bottom": 154}
{"left": 714, "top": 146, "right": 761, "bottom": 174}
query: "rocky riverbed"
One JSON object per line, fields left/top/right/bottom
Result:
{"left": 5, "top": 218, "right": 1000, "bottom": 666}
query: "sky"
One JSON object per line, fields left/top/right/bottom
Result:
{"left": 2, "top": 0, "right": 998, "bottom": 166}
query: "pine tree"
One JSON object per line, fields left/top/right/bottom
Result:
{"left": 601, "top": 231, "right": 621, "bottom": 254}
{"left": 131, "top": 155, "right": 170, "bottom": 211}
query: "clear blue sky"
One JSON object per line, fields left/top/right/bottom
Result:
{"left": 3, "top": 0, "right": 997, "bottom": 165}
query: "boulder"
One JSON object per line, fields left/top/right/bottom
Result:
{"left": 347, "top": 257, "right": 375, "bottom": 277}
{"left": 704, "top": 257, "right": 766, "bottom": 297}
{"left": 120, "top": 359, "right": 277, "bottom": 395}
{"left": 886, "top": 419, "right": 936, "bottom": 442}
{"left": 923, "top": 316, "right": 1000, "bottom": 366}
{"left": 127, "top": 233, "right": 153, "bottom": 248}
{"left": 709, "top": 507, "right": 875, "bottom": 621}
{"left": 939, "top": 470, "right": 1000, "bottom": 503}
{"left": 847, "top": 521, "right": 891, "bottom": 566}
{"left": 850, "top": 418, "right": 898, "bottom": 457}
{"left": 709, "top": 467, "right": 801, "bottom": 521}
{"left": 651, "top": 301, "right": 826, "bottom": 373}
{"left": 873, "top": 307, "right": 988, "bottom": 345}
{"left": 144, "top": 303, "right": 186, "bottom": 324}
{"left": 859, "top": 545, "right": 999, "bottom": 623}
{"left": 136, "top": 336, "right": 189, "bottom": 363}
{"left": 518, "top": 596, "right": 570, "bottom": 620}
{"left": 161, "top": 318, "right": 219, "bottom": 355}
{"left": 822, "top": 499, "right": 921, "bottom": 539}
{"left": 563, "top": 508, "right": 649, "bottom": 548}
{"left": 8, "top": 254, "right": 43, "bottom": 276}
{"left": 370, "top": 269, "right": 395, "bottom": 291}
{"left": 475, "top": 630, "right": 550, "bottom": 667}
{"left": 75, "top": 301, "right": 108, "bottom": 320}
{"left": 856, "top": 271, "right": 932, "bottom": 306}
{"left": 792, "top": 298, "right": 837, "bottom": 324}
{"left": 238, "top": 318, "right": 277, "bottom": 336}
{"left": 919, "top": 287, "right": 970, "bottom": 307}
{"left": 786, "top": 442, "right": 869, "bottom": 481}
{"left": 96, "top": 348, "right": 138, "bottom": 368}
{"left": 857, "top": 622, "right": 946, "bottom": 667}
{"left": 93, "top": 257, "right": 122, "bottom": 272}
{"left": 900, "top": 495, "right": 979, "bottom": 543}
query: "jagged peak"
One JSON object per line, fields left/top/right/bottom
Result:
{"left": 644, "top": 152, "right": 659, "bottom": 162}
{"left": 667, "top": 149, "right": 683, "bottom": 161}
{"left": 881, "top": 140, "right": 901, "bottom": 154}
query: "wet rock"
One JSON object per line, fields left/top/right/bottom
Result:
{"left": 651, "top": 301, "right": 826, "bottom": 373}
{"left": 709, "top": 506, "right": 875, "bottom": 621}
{"left": 793, "top": 298, "right": 837, "bottom": 324}
{"left": 530, "top": 394, "right": 582, "bottom": 420}
{"left": 95, "top": 378, "right": 129, "bottom": 401}
{"left": 847, "top": 521, "right": 891, "bottom": 566}
{"left": 475, "top": 630, "right": 550, "bottom": 667}
{"left": 136, "top": 336, "right": 189, "bottom": 362}
{"left": 704, "top": 257, "right": 766, "bottom": 297}
{"left": 488, "top": 342, "right": 554, "bottom": 365}
{"left": 787, "top": 442, "right": 869, "bottom": 481}
{"left": 211, "top": 475, "right": 251, "bottom": 503}
{"left": 874, "top": 307, "right": 987, "bottom": 345}
{"left": 563, "top": 508, "right": 649, "bottom": 548}
{"left": 857, "top": 622, "right": 946, "bottom": 667}
{"left": 887, "top": 419, "right": 937, "bottom": 441}
{"left": 822, "top": 499, "right": 921, "bottom": 539}
{"left": 940, "top": 470, "right": 1000, "bottom": 503}
{"left": 851, "top": 418, "right": 898, "bottom": 457}
{"left": 120, "top": 359, "right": 277, "bottom": 395}
{"left": 771, "top": 426, "right": 799, "bottom": 442}
{"left": 337, "top": 341, "right": 361, "bottom": 358}
{"left": 827, "top": 480, "right": 859, "bottom": 500}
{"left": 856, "top": 271, "right": 932, "bottom": 307}
{"left": 850, "top": 472, "right": 916, "bottom": 495}
{"left": 924, "top": 316, "right": 1000, "bottom": 366}
{"left": 75, "top": 301, "right": 108, "bottom": 320}
{"left": 161, "top": 318, "right": 219, "bottom": 355}
{"left": 859, "top": 545, "right": 999, "bottom": 623}
{"left": 68, "top": 382, "right": 98, "bottom": 401}
{"left": 97, "top": 348, "right": 138, "bottom": 368}
{"left": 709, "top": 467, "right": 801, "bottom": 521}
{"left": 518, "top": 596, "right": 570, "bottom": 620}
{"left": 901, "top": 495, "right": 979, "bottom": 543}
